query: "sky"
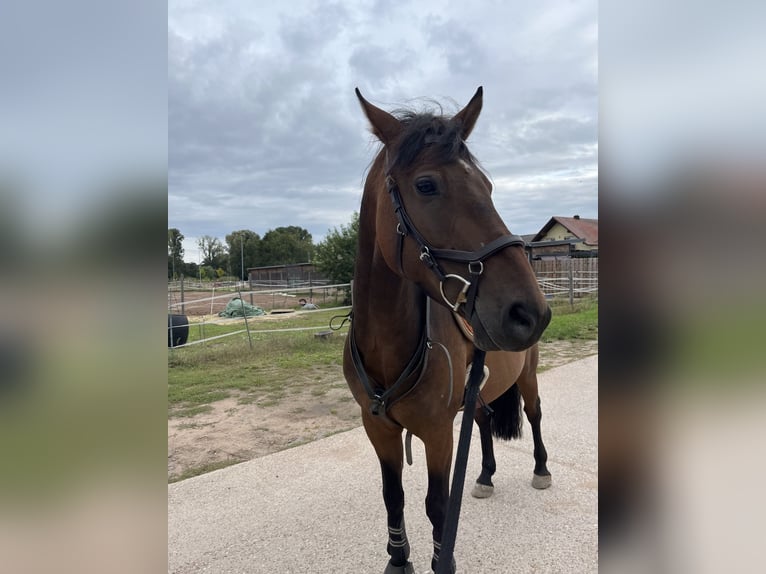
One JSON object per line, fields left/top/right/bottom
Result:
{"left": 168, "top": 0, "right": 597, "bottom": 263}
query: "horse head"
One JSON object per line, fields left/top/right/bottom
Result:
{"left": 355, "top": 87, "right": 551, "bottom": 352}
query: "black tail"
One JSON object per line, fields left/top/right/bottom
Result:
{"left": 489, "top": 383, "right": 523, "bottom": 440}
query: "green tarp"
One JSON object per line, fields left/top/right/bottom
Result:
{"left": 218, "top": 297, "right": 266, "bottom": 318}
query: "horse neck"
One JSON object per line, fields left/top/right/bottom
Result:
{"left": 351, "top": 194, "right": 426, "bottom": 383}
{"left": 353, "top": 248, "right": 424, "bottom": 335}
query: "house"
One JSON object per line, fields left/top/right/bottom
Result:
{"left": 527, "top": 215, "right": 598, "bottom": 259}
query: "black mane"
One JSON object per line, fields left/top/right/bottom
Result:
{"left": 388, "top": 110, "right": 477, "bottom": 171}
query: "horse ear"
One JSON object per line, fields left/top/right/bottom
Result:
{"left": 453, "top": 86, "right": 483, "bottom": 140}
{"left": 355, "top": 88, "right": 402, "bottom": 145}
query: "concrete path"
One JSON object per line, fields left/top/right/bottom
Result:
{"left": 168, "top": 355, "right": 598, "bottom": 573}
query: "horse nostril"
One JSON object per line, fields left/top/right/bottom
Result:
{"left": 508, "top": 302, "right": 535, "bottom": 331}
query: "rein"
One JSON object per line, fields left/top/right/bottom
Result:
{"left": 435, "top": 348, "right": 486, "bottom": 574}
{"left": 386, "top": 174, "right": 526, "bottom": 319}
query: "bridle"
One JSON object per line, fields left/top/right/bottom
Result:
{"left": 346, "top": 159, "right": 526, "bottom": 425}
{"left": 385, "top": 170, "right": 526, "bottom": 320}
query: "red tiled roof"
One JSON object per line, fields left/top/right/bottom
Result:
{"left": 532, "top": 216, "right": 598, "bottom": 246}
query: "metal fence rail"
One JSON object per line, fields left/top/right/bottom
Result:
{"left": 167, "top": 265, "right": 598, "bottom": 348}
{"left": 535, "top": 270, "right": 598, "bottom": 305}
{"left": 167, "top": 282, "right": 351, "bottom": 315}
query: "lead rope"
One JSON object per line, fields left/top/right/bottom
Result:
{"left": 435, "top": 348, "right": 487, "bottom": 574}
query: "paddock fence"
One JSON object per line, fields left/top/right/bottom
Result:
{"left": 168, "top": 258, "right": 597, "bottom": 347}
{"left": 530, "top": 258, "right": 598, "bottom": 301}
{"left": 167, "top": 281, "right": 350, "bottom": 317}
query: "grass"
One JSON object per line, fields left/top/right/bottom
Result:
{"left": 173, "top": 405, "right": 214, "bottom": 418}
{"left": 168, "top": 299, "right": 598, "bottom": 416}
{"left": 169, "top": 458, "right": 243, "bottom": 483}
{"left": 183, "top": 322, "right": 245, "bottom": 343}
{"left": 180, "top": 307, "right": 349, "bottom": 343}
{"left": 541, "top": 297, "right": 599, "bottom": 342}
{"left": 168, "top": 308, "right": 347, "bottom": 415}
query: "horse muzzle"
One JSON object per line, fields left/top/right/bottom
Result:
{"left": 470, "top": 300, "right": 551, "bottom": 352}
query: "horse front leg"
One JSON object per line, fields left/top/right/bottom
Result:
{"left": 513, "top": 346, "right": 551, "bottom": 490}
{"left": 471, "top": 406, "right": 497, "bottom": 498}
{"left": 423, "top": 426, "right": 456, "bottom": 574}
{"left": 524, "top": 394, "right": 552, "bottom": 489}
{"left": 363, "top": 413, "right": 414, "bottom": 574}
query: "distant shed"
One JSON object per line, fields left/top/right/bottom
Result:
{"left": 246, "top": 262, "right": 329, "bottom": 288}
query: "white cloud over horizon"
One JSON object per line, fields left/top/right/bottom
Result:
{"left": 169, "top": 0, "right": 597, "bottom": 263}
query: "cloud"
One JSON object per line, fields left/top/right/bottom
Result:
{"left": 168, "top": 0, "right": 597, "bottom": 255}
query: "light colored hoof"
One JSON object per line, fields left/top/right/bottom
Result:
{"left": 471, "top": 482, "right": 494, "bottom": 498}
{"left": 532, "top": 473, "right": 552, "bottom": 489}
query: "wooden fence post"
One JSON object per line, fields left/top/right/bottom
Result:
{"left": 568, "top": 260, "right": 574, "bottom": 307}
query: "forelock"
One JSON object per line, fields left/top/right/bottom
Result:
{"left": 387, "top": 111, "right": 475, "bottom": 171}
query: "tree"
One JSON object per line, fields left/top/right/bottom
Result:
{"left": 314, "top": 213, "right": 359, "bottom": 284}
{"left": 197, "top": 235, "right": 227, "bottom": 269}
{"left": 168, "top": 228, "right": 184, "bottom": 279}
{"left": 225, "top": 230, "right": 261, "bottom": 280}
{"left": 182, "top": 261, "right": 198, "bottom": 278}
{"left": 259, "top": 226, "right": 314, "bottom": 266}
{"left": 199, "top": 265, "right": 216, "bottom": 280}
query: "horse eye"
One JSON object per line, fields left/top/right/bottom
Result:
{"left": 415, "top": 178, "right": 437, "bottom": 195}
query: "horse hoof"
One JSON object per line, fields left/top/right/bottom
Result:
{"left": 471, "top": 482, "right": 494, "bottom": 498}
{"left": 432, "top": 556, "right": 456, "bottom": 573}
{"left": 384, "top": 560, "right": 415, "bottom": 574}
{"left": 532, "top": 473, "right": 552, "bottom": 489}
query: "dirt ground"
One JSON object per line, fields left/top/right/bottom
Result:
{"left": 168, "top": 339, "right": 598, "bottom": 481}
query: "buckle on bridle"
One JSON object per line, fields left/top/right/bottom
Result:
{"left": 440, "top": 274, "right": 471, "bottom": 312}
{"left": 370, "top": 395, "right": 385, "bottom": 416}
{"left": 468, "top": 261, "right": 484, "bottom": 275}
{"left": 419, "top": 246, "right": 435, "bottom": 267}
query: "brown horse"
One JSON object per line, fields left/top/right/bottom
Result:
{"left": 344, "top": 87, "right": 552, "bottom": 574}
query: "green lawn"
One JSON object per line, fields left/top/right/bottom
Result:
{"left": 168, "top": 299, "right": 598, "bottom": 416}
{"left": 541, "top": 297, "right": 599, "bottom": 342}
{"left": 180, "top": 309, "right": 346, "bottom": 343}
{"left": 168, "top": 309, "right": 349, "bottom": 416}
